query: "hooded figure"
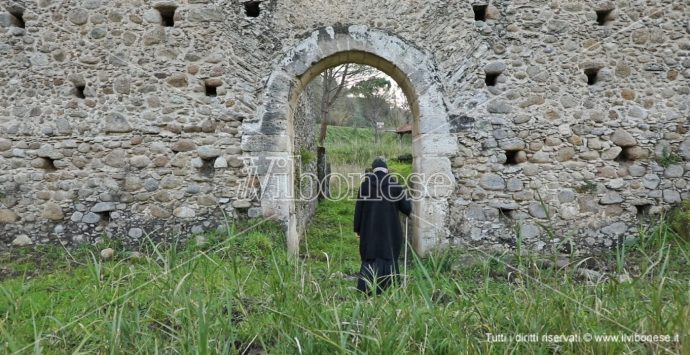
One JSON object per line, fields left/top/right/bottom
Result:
{"left": 354, "top": 158, "right": 412, "bottom": 294}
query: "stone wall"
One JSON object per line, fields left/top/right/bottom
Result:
{"left": 445, "top": 1, "right": 690, "bottom": 253}
{"left": 0, "top": 0, "right": 688, "bottom": 254}
{"left": 293, "top": 85, "right": 319, "bottom": 238}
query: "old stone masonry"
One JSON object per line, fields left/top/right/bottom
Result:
{"left": 0, "top": 0, "right": 689, "bottom": 255}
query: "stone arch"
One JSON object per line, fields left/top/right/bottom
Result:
{"left": 241, "top": 25, "right": 457, "bottom": 256}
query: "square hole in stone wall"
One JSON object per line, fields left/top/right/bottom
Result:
{"left": 155, "top": 5, "right": 177, "bottom": 27}
{"left": 97, "top": 211, "right": 111, "bottom": 226}
{"left": 504, "top": 150, "right": 524, "bottom": 165}
{"left": 6, "top": 7, "right": 25, "bottom": 28}
{"left": 199, "top": 158, "right": 216, "bottom": 177}
{"left": 244, "top": 1, "right": 261, "bottom": 17}
{"left": 498, "top": 208, "right": 514, "bottom": 219}
{"left": 595, "top": 9, "right": 613, "bottom": 25}
{"left": 473, "top": 4, "right": 488, "bottom": 21}
{"left": 584, "top": 68, "right": 600, "bottom": 85}
{"left": 485, "top": 72, "right": 499, "bottom": 86}
{"left": 206, "top": 85, "right": 217, "bottom": 97}
{"left": 74, "top": 84, "right": 86, "bottom": 99}
{"left": 205, "top": 80, "right": 221, "bottom": 97}
{"left": 37, "top": 157, "right": 57, "bottom": 171}
{"left": 635, "top": 204, "right": 652, "bottom": 218}
{"left": 615, "top": 147, "right": 635, "bottom": 163}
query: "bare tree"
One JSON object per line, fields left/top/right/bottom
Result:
{"left": 316, "top": 64, "right": 375, "bottom": 146}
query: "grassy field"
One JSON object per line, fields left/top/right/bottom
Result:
{"left": 323, "top": 125, "right": 412, "bottom": 169}
{"left": 322, "top": 125, "right": 413, "bottom": 191}
{"left": 0, "top": 127, "right": 689, "bottom": 353}
{"left": 0, "top": 202, "right": 688, "bottom": 353}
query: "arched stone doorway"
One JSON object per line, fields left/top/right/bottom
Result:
{"left": 241, "top": 25, "right": 457, "bottom": 256}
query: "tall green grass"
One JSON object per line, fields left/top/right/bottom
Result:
{"left": 669, "top": 200, "right": 690, "bottom": 241}
{"left": 0, "top": 127, "right": 688, "bottom": 353}
{"left": 323, "top": 125, "right": 412, "bottom": 169}
{"left": 1, "top": 206, "right": 688, "bottom": 353}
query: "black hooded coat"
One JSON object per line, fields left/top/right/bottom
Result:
{"left": 353, "top": 170, "right": 412, "bottom": 293}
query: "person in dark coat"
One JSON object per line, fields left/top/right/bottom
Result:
{"left": 354, "top": 158, "right": 412, "bottom": 294}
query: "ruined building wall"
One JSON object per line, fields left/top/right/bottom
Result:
{"left": 0, "top": 0, "right": 688, "bottom": 253}
{"left": 445, "top": 1, "right": 690, "bottom": 252}
{"left": 293, "top": 85, "right": 319, "bottom": 238}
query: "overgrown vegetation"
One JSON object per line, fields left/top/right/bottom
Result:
{"left": 670, "top": 200, "right": 690, "bottom": 241}
{"left": 299, "top": 149, "right": 316, "bottom": 165}
{"left": 323, "top": 125, "right": 412, "bottom": 169}
{"left": 575, "top": 179, "right": 598, "bottom": 194}
{"left": 656, "top": 147, "right": 683, "bottom": 168}
{"left": 1, "top": 200, "right": 689, "bottom": 353}
{"left": 1, "top": 128, "right": 688, "bottom": 353}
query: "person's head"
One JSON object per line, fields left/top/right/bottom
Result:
{"left": 371, "top": 157, "right": 388, "bottom": 174}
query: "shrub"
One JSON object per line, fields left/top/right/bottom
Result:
{"left": 387, "top": 160, "right": 413, "bottom": 188}
{"left": 656, "top": 147, "right": 682, "bottom": 167}
{"left": 300, "top": 149, "right": 315, "bottom": 165}
{"left": 669, "top": 200, "right": 690, "bottom": 241}
{"left": 395, "top": 153, "right": 413, "bottom": 163}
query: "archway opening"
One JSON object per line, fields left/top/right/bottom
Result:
{"left": 242, "top": 27, "right": 457, "bottom": 257}
{"left": 291, "top": 62, "right": 415, "bottom": 257}
{"left": 283, "top": 52, "right": 423, "bottom": 256}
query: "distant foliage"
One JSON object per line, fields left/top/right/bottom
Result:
{"left": 304, "top": 64, "right": 412, "bottom": 145}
